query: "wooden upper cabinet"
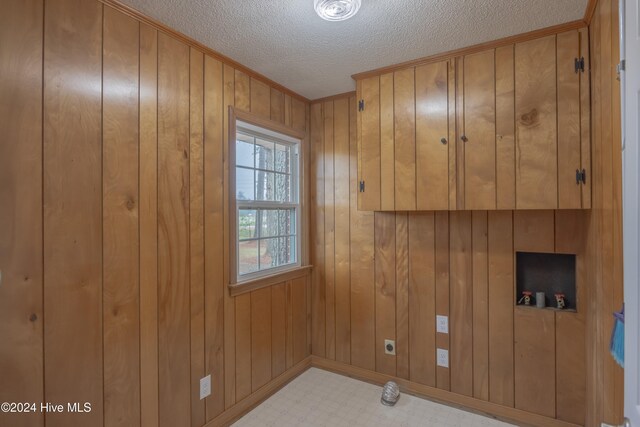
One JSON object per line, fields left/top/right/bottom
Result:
{"left": 355, "top": 29, "right": 590, "bottom": 211}
{"left": 463, "top": 50, "right": 497, "bottom": 210}
{"left": 515, "top": 35, "right": 558, "bottom": 209}
{"left": 357, "top": 76, "right": 381, "bottom": 210}
{"left": 416, "top": 60, "right": 451, "bottom": 210}
{"left": 394, "top": 68, "right": 417, "bottom": 210}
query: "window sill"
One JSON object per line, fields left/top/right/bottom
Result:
{"left": 228, "top": 265, "right": 313, "bottom": 297}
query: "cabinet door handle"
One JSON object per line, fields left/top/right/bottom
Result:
{"left": 440, "top": 137, "right": 447, "bottom": 145}
{"left": 461, "top": 135, "right": 468, "bottom": 142}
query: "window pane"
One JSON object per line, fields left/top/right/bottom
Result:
{"left": 236, "top": 134, "right": 254, "bottom": 168}
{"left": 238, "top": 240, "right": 259, "bottom": 275}
{"left": 255, "top": 171, "right": 275, "bottom": 201}
{"left": 275, "top": 144, "right": 290, "bottom": 173}
{"left": 259, "top": 209, "right": 279, "bottom": 238}
{"left": 278, "top": 236, "right": 296, "bottom": 265}
{"left": 259, "top": 238, "right": 279, "bottom": 269}
{"left": 238, "top": 209, "right": 257, "bottom": 240}
{"left": 255, "top": 139, "right": 274, "bottom": 171}
{"left": 275, "top": 173, "right": 290, "bottom": 202}
{"left": 278, "top": 209, "right": 296, "bottom": 236}
{"left": 236, "top": 167, "right": 254, "bottom": 200}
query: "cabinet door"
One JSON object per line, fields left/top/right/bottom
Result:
{"left": 496, "top": 45, "right": 516, "bottom": 210}
{"left": 557, "top": 30, "right": 582, "bottom": 209}
{"left": 464, "top": 49, "right": 496, "bottom": 210}
{"left": 579, "top": 27, "right": 591, "bottom": 208}
{"left": 358, "top": 76, "right": 381, "bottom": 210}
{"left": 394, "top": 67, "right": 416, "bottom": 211}
{"left": 515, "top": 35, "right": 558, "bottom": 209}
{"left": 416, "top": 60, "right": 450, "bottom": 210}
{"left": 380, "top": 73, "right": 395, "bottom": 210}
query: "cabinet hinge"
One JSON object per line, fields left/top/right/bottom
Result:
{"left": 359, "top": 180, "right": 365, "bottom": 192}
{"left": 576, "top": 168, "right": 587, "bottom": 184}
{"left": 575, "top": 57, "right": 585, "bottom": 73}
{"left": 358, "top": 99, "right": 365, "bottom": 112}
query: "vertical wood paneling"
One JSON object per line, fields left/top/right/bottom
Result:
{"left": 0, "top": 2, "right": 44, "bottom": 426}
{"left": 270, "top": 88, "right": 285, "bottom": 123}
{"left": 555, "top": 211, "right": 586, "bottom": 425}
{"left": 251, "top": 288, "right": 272, "bottom": 391}
{"left": 6, "top": 4, "right": 313, "bottom": 427}
{"left": 395, "top": 213, "right": 410, "bottom": 380}
{"left": 380, "top": 73, "right": 395, "bottom": 210}
{"left": 471, "top": 211, "right": 489, "bottom": 401}
{"left": 393, "top": 68, "right": 416, "bottom": 210}
{"left": 435, "top": 211, "right": 450, "bottom": 390}
{"left": 416, "top": 61, "right": 449, "bottom": 210}
{"left": 514, "top": 308, "right": 556, "bottom": 418}
{"left": 513, "top": 210, "right": 555, "bottom": 252}
{"left": 103, "top": 8, "right": 141, "bottom": 426}
{"left": 408, "top": 213, "right": 436, "bottom": 386}
{"left": 609, "top": 2, "right": 624, "bottom": 417}
{"left": 250, "top": 78, "right": 270, "bottom": 118}
{"left": 292, "top": 277, "right": 309, "bottom": 364}
{"left": 350, "top": 98, "right": 376, "bottom": 371}
{"left": 587, "top": 8, "right": 603, "bottom": 425}
{"left": 310, "top": 102, "right": 326, "bottom": 357}
{"left": 233, "top": 67, "right": 252, "bottom": 403}
{"left": 588, "top": 2, "right": 624, "bottom": 423}
{"left": 203, "top": 55, "right": 225, "bottom": 419}
{"left": 157, "top": 32, "right": 191, "bottom": 427}
{"left": 43, "top": 1, "right": 104, "bottom": 425}
{"left": 557, "top": 31, "right": 582, "bottom": 209}
{"left": 334, "top": 98, "right": 351, "bottom": 364}
{"left": 235, "top": 293, "right": 252, "bottom": 400}
{"left": 513, "top": 210, "right": 556, "bottom": 418}
{"left": 323, "top": 101, "right": 336, "bottom": 360}
{"left": 375, "top": 212, "right": 396, "bottom": 376}
{"left": 222, "top": 63, "right": 236, "bottom": 409}
{"left": 487, "top": 211, "right": 514, "bottom": 407}
{"left": 234, "top": 70, "right": 250, "bottom": 110}
{"left": 139, "top": 23, "right": 159, "bottom": 427}
{"left": 495, "top": 46, "right": 516, "bottom": 210}
{"left": 464, "top": 51, "right": 496, "bottom": 210}
{"left": 189, "top": 47, "right": 206, "bottom": 427}
{"left": 291, "top": 98, "right": 307, "bottom": 133}
{"left": 449, "top": 211, "right": 473, "bottom": 396}
{"left": 515, "top": 36, "right": 558, "bottom": 209}
{"left": 271, "top": 283, "right": 287, "bottom": 376}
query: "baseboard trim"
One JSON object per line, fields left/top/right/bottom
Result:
{"left": 204, "top": 356, "right": 312, "bottom": 427}
{"left": 310, "top": 356, "right": 580, "bottom": 427}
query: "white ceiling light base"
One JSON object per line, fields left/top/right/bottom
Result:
{"left": 314, "top": 0, "right": 361, "bottom": 21}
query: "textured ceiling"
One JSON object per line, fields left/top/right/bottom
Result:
{"left": 120, "top": 0, "right": 588, "bottom": 100}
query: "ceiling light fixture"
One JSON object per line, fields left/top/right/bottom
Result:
{"left": 314, "top": 0, "right": 361, "bottom": 21}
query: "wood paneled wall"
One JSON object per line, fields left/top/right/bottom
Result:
{"left": 586, "top": 0, "right": 625, "bottom": 424}
{"left": 0, "top": 1, "right": 310, "bottom": 426}
{"left": 311, "top": 97, "right": 595, "bottom": 425}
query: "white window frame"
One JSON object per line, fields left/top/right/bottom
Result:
{"left": 228, "top": 107, "right": 306, "bottom": 288}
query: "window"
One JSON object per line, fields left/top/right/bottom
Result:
{"left": 233, "top": 119, "right": 301, "bottom": 282}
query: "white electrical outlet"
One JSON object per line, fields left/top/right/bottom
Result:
{"left": 200, "top": 375, "right": 211, "bottom": 399}
{"left": 437, "top": 348, "right": 449, "bottom": 368}
{"left": 384, "top": 339, "right": 396, "bottom": 355}
{"left": 436, "top": 315, "right": 448, "bottom": 334}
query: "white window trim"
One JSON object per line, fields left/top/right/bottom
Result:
{"left": 228, "top": 107, "right": 307, "bottom": 289}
